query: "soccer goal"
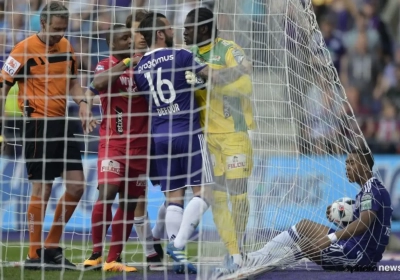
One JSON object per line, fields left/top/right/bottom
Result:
{"left": 0, "top": 0, "right": 369, "bottom": 279}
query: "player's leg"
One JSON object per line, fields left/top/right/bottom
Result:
{"left": 148, "top": 141, "right": 166, "bottom": 257}
{"left": 25, "top": 182, "right": 52, "bottom": 269}
{"left": 22, "top": 119, "right": 63, "bottom": 269}
{"left": 84, "top": 183, "right": 119, "bottom": 269}
{"left": 84, "top": 145, "right": 123, "bottom": 269}
{"left": 102, "top": 183, "right": 137, "bottom": 272}
{"left": 152, "top": 201, "right": 166, "bottom": 241}
{"left": 131, "top": 144, "right": 164, "bottom": 267}
{"left": 246, "top": 219, "right": 331, "bottom": 267}
{"left": 208, "top": 133, "right": 243, "bottom": 270}
{"left": 172, "top": 133, "right": 213, "bottom": 250}
{"left": 40, "top": 121, "right": 84, "bottom": 268}
{"left": 223, "top": 132, "right": 253, "bottom": 250}
{"left": 134, "top": 195, "right": 164, "bottom": 270}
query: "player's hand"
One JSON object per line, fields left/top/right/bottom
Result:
{"left": 326, "top": 205, "right": 332, "bottom": 222}
{"left": 185, "top": 71, "right": 197, "bottom": 85}
{"left": 0, "top": 134, "right": 6, "bottom": 154}
{"left": 79, "top": 102, "right": 98, "bottom": 134}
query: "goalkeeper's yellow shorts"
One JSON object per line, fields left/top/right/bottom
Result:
{"left": 207, "top": 131, "right": 253, "bottom": 179}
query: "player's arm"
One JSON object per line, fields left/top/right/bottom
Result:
{"left": 91, "top": 58, "right": 131, "bottom": 91}
{"left": 333, "top": 191, "right": 380, "bottom": 241}
{"left": 193, "top": 47, "right": 252, "bottom": 97}
{"left": 334, "top": 210, "right": 377, "bottom": 241}
{"left": 212, "top": 49, "right": 252, "bottom": 85}
{"left": 1, "top": 45, "right": 26, "bottom": 124}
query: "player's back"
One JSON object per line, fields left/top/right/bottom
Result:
{"left": 95, "top": 56, "right": 148, "bottom": 148}
{"left": 135, "top": 48, "right": 203, "bottom": 142}
{"left": 353, "top": 177, "right": 392, "bottom": 263}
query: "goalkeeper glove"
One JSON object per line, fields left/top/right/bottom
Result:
{"left": 185, "top": 71, "right": 205, "bottom": 86}
{"left": 185, "top": 71, "right": 197, "bottom": 85}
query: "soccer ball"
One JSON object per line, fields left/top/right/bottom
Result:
{"left": 330, "top": 197, "right": 355, "bottom": 228}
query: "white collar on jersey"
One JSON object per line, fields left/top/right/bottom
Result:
{"left": 144, "top": 48, "right": 168, "bottom": 56}
{"left": 144, "top": 47, "right": 185, "bottom": 56}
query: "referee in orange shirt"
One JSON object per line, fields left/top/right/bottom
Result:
{"left": 0, "top": 1, "right": 95, "bottom": 270}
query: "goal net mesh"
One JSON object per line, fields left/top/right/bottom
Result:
{"left": 0, "top": 0, "right": 371, "bottom": 279}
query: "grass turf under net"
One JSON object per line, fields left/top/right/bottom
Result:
{"left": 0, "top": 241, "right": 204, "bottom": 280}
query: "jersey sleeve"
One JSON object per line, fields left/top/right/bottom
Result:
{"left": 94, "top": 60, "right": 109, "bottom": 75}
{"left": 217, "top": 44, "right": 252, "bottom": 97}
{"left": 1, "top": 44, "right": 28, "bottom": 86}
{"left": 69, "top": 44, "right": 78, "bottom": 79}
{"left": 360, "top": 183, "right": 382, "bottom": 213}
{"left": 180, "top": 49, "right": 206, "bottom": 74}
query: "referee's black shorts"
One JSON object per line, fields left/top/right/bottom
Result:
{"left": 22, "top": 118, "right": 83, "bottom": 181}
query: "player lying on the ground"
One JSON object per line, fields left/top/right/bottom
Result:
{"left": 134, "top": 13, "right": 219, "bottom": 274}
{"left": 218, "top": 149, "right": 392, "bottom": 278}
{"left": 184, "top": 7, "right": 255, "bottom": 273}
{"left": 81, "top": 23, "right": 162, "bottom": 272}
{"left": 1, "top": 1, "right": 90, "bottom": 270}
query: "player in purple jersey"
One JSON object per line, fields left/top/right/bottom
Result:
{"left": 215, "top": 149, "right": 392, "bottom": 278}
{"left": 134, "top": 14, "right": 215, "bottom": 274}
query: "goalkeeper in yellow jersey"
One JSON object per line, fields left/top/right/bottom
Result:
{"left": 183, "top": 7, "right": 254, "bottom": 272}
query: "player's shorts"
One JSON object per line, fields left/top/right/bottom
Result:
{"left": 320, "top": 228, "right": 376, "bottom": 271}
{"left": 206, "top": 131, "right": 253, "bottom": 179}
{"left": 97, "top": 143, "right": 147, "bottom": 198}
{"left": 154, "top": 133, "right": 214, "bottom": 192}
{"left": 23, "top": 118, "right": 83, "bottom": 181}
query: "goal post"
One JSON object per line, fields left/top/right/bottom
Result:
{"left": 0, "top": 0, "right": 373, "bottom": 279}
{"left": 197, "top": 0, "right": 371, "bottom": 279}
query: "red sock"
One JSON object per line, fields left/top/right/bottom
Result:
{"left": 106, "top": 207, "right": 134, "bottom": 263}
{"left": 91, "top": 201, "right": 112, "bottom": 254}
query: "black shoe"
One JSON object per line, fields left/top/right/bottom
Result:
{"left": 147, "top": 254, "right": 165, "bottom": 271}
{"left": 38, "top": 247, "right": 76, "bottom": 270}
{"left": 24, "top": 256, "right": 42, "bottom": 270}
{"left": 153, "top": 241, "right": 164, "bottom": 260}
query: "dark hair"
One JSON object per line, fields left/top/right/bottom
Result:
{"left": 350, "top": 148, "right": 374, "bottom": 171}
{"left": 40, "top": 1, "right": 69, "bottom": 25}
{"left": 138, "top": 14, "right": 167, "bottom": 47}
{"left": 126, "top": 9, "right": 150, "bottom": 29}
{"left": 186, "top": 7, "right": 216, "bottom": 36}
{"left": 126, "top": 10, "right": 167, "bottom": 28}
{"left": 106, "top": 24, "right": 127, "bottom": 46}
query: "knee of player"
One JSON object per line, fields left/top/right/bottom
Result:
{"left": 65, "top": 182, "right": 84, "bottom": 198}
{"left": 97, "top": 184, "right": 120, "bottom": 201}
{"left": 134, "top": 198, "right": 147, "bottom": 216}
{"left": 295, "top": 219, "right": 314, "bottom": 233}
{"left": 119, "top": 199, "right": 136, "bottom": 212}
{"left": 226, "top": 178, "right": 248, "bottom": 195}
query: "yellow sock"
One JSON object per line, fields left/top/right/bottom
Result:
{"left": 230, "top": 193, "right": 250, "bottom": 248}
{"left": 211, "top": 190, "right": 240, "bottom": 255}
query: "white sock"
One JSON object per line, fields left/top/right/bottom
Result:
{"left": 134, "top": 214, "right": 157, "bottom": 257}
{"left": 152, "top": 202, "right": 167, "bottom": 240}
{"left": 248, "top": 226, "right": 300, "bottom": 266}
{"left": 165, "top": 204, "right": 184, "bottom": 242}
{"left": 232, "top": 254, "right": 243, "bottom": 266}
{"left": 173, "top": 197, "right": 209, "bottom": 249}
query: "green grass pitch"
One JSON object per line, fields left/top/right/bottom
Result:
{"left": 0, "top": 241, "right": 200, "bottom": 280}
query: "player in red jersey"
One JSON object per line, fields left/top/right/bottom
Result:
{"left": 81, "top": 23, "right": 161, "bottom": 272}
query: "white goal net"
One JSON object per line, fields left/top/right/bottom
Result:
{"left": 0, "top": 0, "right": 374, "bottom": 279}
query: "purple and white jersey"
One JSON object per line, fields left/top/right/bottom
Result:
{"left": 134, "top": 48, "right": 206, "bottom": 142}
{"left": 353, "top": 177, "right": 392, "bottom": 263}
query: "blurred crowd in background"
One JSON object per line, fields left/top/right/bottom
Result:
{"left": 1, "top": 0, "right": 400, "bottom": 154}
{"left": 313, "top": 0, "right": 400, "bottom": 154}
